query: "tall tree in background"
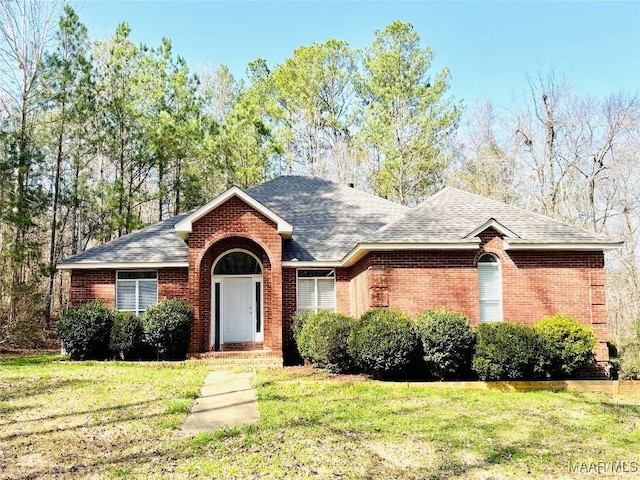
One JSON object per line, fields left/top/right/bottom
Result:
{"left": 216, "top": 91, "right": 278, "bottom": 189}
{"left": 41, "top": 4, "right": 94, "bottom": 326}
{"left": 146, "top": 40, "right": 209, "bottom": 219}
{"left": 265, "top": 39, "right": 359, "bottom": 182}
{"left": 450, "top": 101, "right": 517, "bottom": 203}
{"left": 455, "top": 74, "right": 640, "bottom": 344}
{"left": 358, "top": 21, "right": 461, "bottom": 205}
{"left": 0, "top": 0, "right": 59, "bottom": 339}
{"left": 94, "top": 23, "right": 151, "bottom": 237}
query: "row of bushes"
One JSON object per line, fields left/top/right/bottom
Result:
{"left": 57, "top": 299, "right": 193, "bottom": 361}
{"left": 293, "top": 309, "right": 597, "bottom": 380}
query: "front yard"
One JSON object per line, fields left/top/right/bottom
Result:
{"left": 1, "top": 355, "right": 638, "bottom": 479}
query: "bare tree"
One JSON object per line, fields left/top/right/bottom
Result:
{"left": 0, "top": 0, "right": 60, "bottom": 333}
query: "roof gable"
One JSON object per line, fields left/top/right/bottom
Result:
{"left": 464, "top": 218, "right": 520, "bottom": 239}
{"left": 173, "top": 187, "right": 293, "bottom": 240}
{"left": 374, "top": 186, "right": 621, "bottom": 249}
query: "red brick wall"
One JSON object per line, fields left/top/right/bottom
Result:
{"left": 282, "top": 267, "right": 297, "bottom": 362}
{"left": 69, "top": 268, "right": 189, "bottom": 308}
{"left": 69, "top": 270, "right": 116, "bottom": 307}
{"left": 349, "top": 256, "right": 371, "bottom": 318}
{"left": 336, "top": 269, "right": 350, "bottom": 315}
{"left": 362, "top": 229, "right": 608, "bottom": 364}
{"left": 370, "top": 251, "right": 478, "bottom": 317}
{"left": 158, "top": 268, "right": 189, "bottom": 299}
{"left": 185, "top": 196, "right": 283, "bottom": 354}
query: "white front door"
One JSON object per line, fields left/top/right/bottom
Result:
{"left": 222, "top": 277, "right": 254, "bottom": 342}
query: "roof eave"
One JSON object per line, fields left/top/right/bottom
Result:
{"left": 57, "top": 261, "right": 189, "bottom": 270}
{"left": 281, "top": 260, "right": 343, "bottom": 268}
{"left": 173, "top": 187, "right": 293, "bottom": 240}
{"left": 342, "top": 241, "right": 481, "bottom": 267}
{"left": 503, "top": 240, "right": 624, "bottom": 251}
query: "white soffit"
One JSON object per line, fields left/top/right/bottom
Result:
{"left": 503, "top": 240, "right": 624, "bottom": 251}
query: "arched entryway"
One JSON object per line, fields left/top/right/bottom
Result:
{"left": 211, "top": 250, "right": 264, "bottom": 349}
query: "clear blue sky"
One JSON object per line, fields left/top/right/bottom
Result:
{"left": 72, "top": 0, "right": 639, "bottom": 110}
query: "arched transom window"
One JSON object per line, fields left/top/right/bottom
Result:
{"left": 213, "top": 251, "right": 262, "bottom": 275}
{"left": 478, "top": 253, "right": 503, "bottom": 322}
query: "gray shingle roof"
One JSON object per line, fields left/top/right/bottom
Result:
{"left": 58, "top": 179, "right": 619, "bottom": 268}
{"left": 246, "top": 176, "right": 410, "bottom": 261}
{"left": 58, "top": 212, "right": 190, "bottom": 265}
{"left": 374, "top": 187, "right": 618, "bottom": 245}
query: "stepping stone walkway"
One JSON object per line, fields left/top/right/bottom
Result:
{"left": 181, "top": 370, "right": 259, "bottom": 435}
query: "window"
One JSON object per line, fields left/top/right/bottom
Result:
{"left": 116, "top": 271, "right": 158, "bottom": 315}
{"left": 214, "top": 251, "right": 262, "bottom": 275}
{"left": 297, "top": 269, "right": 336, "bottom": 312}
{"left": 478, "top": 254, "right": 502, "bottom": 322}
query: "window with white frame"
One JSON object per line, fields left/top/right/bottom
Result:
{"left": 116, "top": 271, "right": 158, "bottom": 315}
{"left": 297, "top": 269, "right": 336, "bottom": 312}
{"left": 478, "top": 254, "right": 503, "bottom": 322}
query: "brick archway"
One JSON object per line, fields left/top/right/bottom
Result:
{"left": 197, "top": 237, "right": 272, "bottom": 351}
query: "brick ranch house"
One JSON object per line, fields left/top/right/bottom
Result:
{"left": 58, "top": 176, "right": 621, "bottom": 368}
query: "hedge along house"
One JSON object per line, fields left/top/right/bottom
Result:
{"left": 57, "top": 176, "right": 622, "bottom": 369}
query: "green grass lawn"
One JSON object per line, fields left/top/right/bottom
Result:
{"left": 1, "top": 355, "right": 639, "bottom": 479}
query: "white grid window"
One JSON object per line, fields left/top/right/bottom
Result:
{"left": 116, "top": 271, "right": 158, "bottom": 315}
{"left": 297, "top": 270, "right": 336, "bottom": 313}
{"left": 478, "top": 254, "right": 502, "bottom": 322}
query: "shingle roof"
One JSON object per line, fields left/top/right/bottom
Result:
{"left": 373, "top": 187, "right": 618, "bottom": 245}
{"left": 58, "top": 212, "right": 190, "bottom": 266}
{"left": 58, "top": 179, "right": 620, "bottom": 268}
{"left": 246, "top": 176, "right": 410, "bottom": 261}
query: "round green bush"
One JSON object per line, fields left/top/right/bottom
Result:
{"left": 296, "top": 311, "right": 355, "bottom": 373}
{"left": 472, "top": 322, "right": 548, "bottom": 380}
{"left": 348, "top": 308, "right": 419, "bottom": 377}
{"left": 292, "top": 310, "right": 313, "bottom": 344}
{"left": 534, "top": 314, "right": 597, "bottom": 378}
{"left": 57, "top": 301, "right": 114, "bottom": 360}
{"left": 142, "top": 298, "right": 194, "bottom": 360}
{"left": 416, "top": 308, "right": 476, "bottom": 380}
{"left": 109, "top": 311, "right": 145, "bottom": 360}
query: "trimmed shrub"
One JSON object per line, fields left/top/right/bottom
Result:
{"left": 109, "top": 311, "right": 144, "bottom": 360}
{"left": 57, "top": 301, "right": 114, "bottom": 360}
{"left": 296, "top": 311, "right": 355, "bottom": 373}
{"left": 472, "top": 322, "right": 548, "bottom": 380}
{"left": 142, "top": 299, "right": 194, "bottom": 360}
{"left": 416, "top": 308, "right": 476, "bottom": 380}
{"left": 292, "top": 310, "right": 313, "bottom": 344}
{"left": 348, "top": 308, "right": 419, "bottom": 377}
{"left": 534, "top": 314, "right": 597, "bottom": 378}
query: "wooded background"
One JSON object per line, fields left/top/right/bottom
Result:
{"left": 1, "top": 1, "right": 638, "bottom": 348}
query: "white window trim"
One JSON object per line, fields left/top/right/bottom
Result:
{"left": 116, "top": 270, "right": 158, "bottom": 315}
{"left": 296, "top": 269, "right": 337, "bottom": 313}
{"left": 478, "top": 254, "right": 503, "bottom": 322}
